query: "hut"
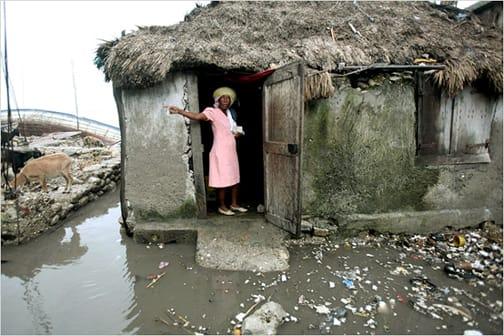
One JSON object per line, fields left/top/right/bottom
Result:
{"left": 95, "top": 1, "right": 503, "bottom": 237}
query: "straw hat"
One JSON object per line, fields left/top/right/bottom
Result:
{"left": 213, "top": 87, "right": 237, "bottom": 106}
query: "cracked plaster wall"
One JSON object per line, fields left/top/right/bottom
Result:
{"left": 121, "top": 72, "right": 196, "bottom": 219}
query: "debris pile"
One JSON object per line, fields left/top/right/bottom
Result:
{"left": 242, "top": 301, "right": 288, "bottom": 335}
{"left": 258, "top": 224, "right": 501, "bottom": 334}
{"left": 121, "top": 222, "right": 501, "bottom": 335}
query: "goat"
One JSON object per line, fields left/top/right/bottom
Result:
{"left": 1, "top": 128, "right": 19, "bottom": 147}
{"left": 9, "top": 153, "right": 73, "bottom": 192}
{"left": 1, "top": 148, "right": 43, "bottom": 174}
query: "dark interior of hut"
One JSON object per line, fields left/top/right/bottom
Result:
{"left": 197, "top": 72, "right": 265, "bottom": 214}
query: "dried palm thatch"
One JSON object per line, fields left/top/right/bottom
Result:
{"left": 305, "top": 71, "right": 335, "bottom": 100}
{"left": 96, "top": 1, "right": 502, "bottom": 96}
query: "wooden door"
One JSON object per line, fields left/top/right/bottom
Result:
{"left": 262, "top": 62, "right": 304, "bottom": 237}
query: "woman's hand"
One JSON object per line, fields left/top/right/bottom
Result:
{"left": 163, "top": 106, "right": 208, "bottom": 121}
{"left": 164, "top": 105, "right": 182, "bottom": 115}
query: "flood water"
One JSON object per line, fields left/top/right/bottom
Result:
{"left": 2, "top": 190, "right": 503, "bottom": 335}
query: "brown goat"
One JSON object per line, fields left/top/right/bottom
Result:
{"left": 9, "top": 153, "right": 73, "bottom": 192}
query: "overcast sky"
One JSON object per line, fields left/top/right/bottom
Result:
{"left": 0, "top": 1, "right": 204, "bottom": 127}
{"left": 0, "top": 0, "right": 477, "bottom": 127}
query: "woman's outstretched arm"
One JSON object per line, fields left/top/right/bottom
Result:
{"left": 164, "top": 105, "right": 208, "bottom": 121}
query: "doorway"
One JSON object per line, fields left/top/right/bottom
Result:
{"left": 194, "top": 62, "right": 304, "bottom": 237}
{"left": 197, "top": 72, "right": 265, "bottom": 214}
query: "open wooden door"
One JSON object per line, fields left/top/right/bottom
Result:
{"left": 262, "top": 62, "right": 304, "bottom": 237}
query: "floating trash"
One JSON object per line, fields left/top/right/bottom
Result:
{"left": 158, "top": 261, "right": 169, "bottom": 269}
{"left": 342, "top": 278, "right": 355, "bottom": 289}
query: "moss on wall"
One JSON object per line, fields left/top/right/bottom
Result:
{"left": 135, "top": 198, "right": 197, "bottom": 220}
{"left": 303, "top": 80, "right": 439, "bottom": 218}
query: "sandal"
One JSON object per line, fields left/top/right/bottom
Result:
{"left": 218, "top": 208, "right": 235, "bottom": 216}
{"left": 230, "top": 205, "right": 248, "bottom": 213}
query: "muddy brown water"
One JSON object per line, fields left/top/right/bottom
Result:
{"left": 1, "top": 190, "right": 502, "bottom": 335}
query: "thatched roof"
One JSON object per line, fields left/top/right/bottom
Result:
{"left": 95, "top": 1, "right": 502, "bottom": 95}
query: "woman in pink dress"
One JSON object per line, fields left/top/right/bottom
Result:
{"left": 166, "top": 87, "right": 247, "bottom": 216}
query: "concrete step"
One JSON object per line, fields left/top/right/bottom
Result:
{"left": 133, "top": 215, "right": 291, "bottom": 272}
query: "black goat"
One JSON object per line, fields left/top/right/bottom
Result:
{"left": 1, "top": 128, "right": 20, "bottom": 147}
{"left": 1, "top": 148, "right": 44, "bottom": 174}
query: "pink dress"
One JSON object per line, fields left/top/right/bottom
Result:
{"left": 202, "top": 107, "right": 240, "bottom": 188}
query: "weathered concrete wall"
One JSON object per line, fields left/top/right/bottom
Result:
{"left": 303, "top": 76, "right": 439, "bottom": 217}
{"left": 302, "top": 75, "right": 503, "bottom": 229}
{"left": 120, "top": 72, "right": 197, "bottom": 219}
{"left": 423, "top": 89, "right": 503, "bottom": 224}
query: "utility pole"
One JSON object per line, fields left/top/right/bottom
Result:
{"left": 2, "top": 1, "right": 12, "bottom": 134}
{"left": 71, "top": 59, "right": 79, "bottom": 130}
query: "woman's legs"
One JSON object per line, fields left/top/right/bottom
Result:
{"left": 218, "top": 184, "right": 246, "bottom": 213}
{"left": 217, "top": 184, "right": 239, "bottom": 208}
{"left": 230, "top": 184, "right": 248, "bottom": 212}
{"left": 218, "top": 188, "right": 227, "bottom": 210}
{"left": 231, "top": 184, "right": 243, "bottom": 208}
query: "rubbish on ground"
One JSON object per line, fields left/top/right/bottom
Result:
{"left": 365, "top": 318, "right": 377, "bottom": 329}
{"left": 163, "top": 309, "right": 195, "bottom": 334}
{"left": 146, "top": 272, "right": 166, "bottom": 288}
{"left": 409, "top": 276, "right": 437, "bottom": 291}
{"left": 390, "top": 266, "right": 410, "bottom": 275}
{"left": 158, "top": 261, "right": 169, "bottom": 269}
{"left": 284, "top": 314, "right": 298, "bottom": 323}
{"left": 453, "top": 234, "right": 466, "bottom": 247}
{"left": 242, "top": 301, "right": 288, "bottom": 335}
{"left": 377, "top": 301, "right": 389, "bottom": 314}
{"left": 333, "top": 307, "right": 347, "bottom": 318}
{"left": 251, "top": 294, "right": 266, "bottom": 303}
{"left": 444, "top": 263, "right": 476, "bottom": 280}
{"left": 235, "top": 312, "right": 246, "bottom": 322}
{"left": 342, "top": 278, "right": 355, "bottom": 289}
{"left": 155, "top": 317, "right": 175, "bottom": 330}
{"left": 464, "top": 330, "right": 483, "bottom": 336}
{"left": 315, "top": 305, "right": 331, "bottom": 314}
{"left": 256, "top": 204, "right": 265, "bottom": 214}
{"left": 433, "top": 303, "right": 472, "bottom": 320}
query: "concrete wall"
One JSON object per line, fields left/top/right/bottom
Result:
{"left": 119, "top": 72, "right": 197, "bottom": 219}
{"left": 302, "top": 75, "right": 503, "bottom": 228}
{"left": 423, "top": 88, "right": 503, "bottom": 224}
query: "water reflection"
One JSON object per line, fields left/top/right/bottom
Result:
{"left": 1, "top": 190, "right": 138, "bottom": 334}
{"left": 3, "top": 190, "right": 255, "bottom": 335}
{"left": 120, "top": 234, "right": 252, "bottom": 334}
{"left": 2, "top": 226, "right": 88, "bottom": 281}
